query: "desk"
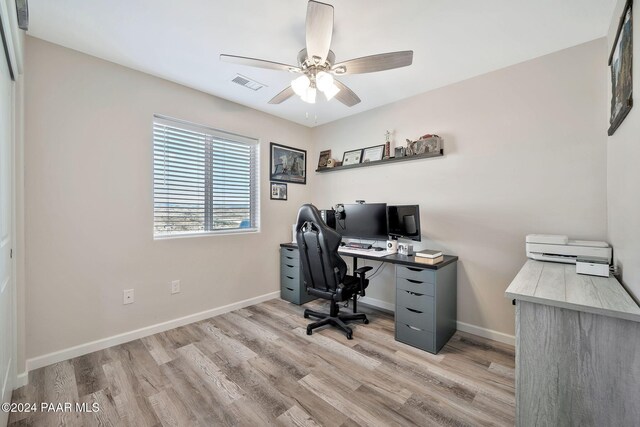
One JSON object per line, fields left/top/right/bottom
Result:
{"left": 506, "top": 260, "right": 640, "bottom": 426}
{"left": 280, "top": 243, "right": 458, "bottom": 354}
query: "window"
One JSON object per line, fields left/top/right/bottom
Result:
{"left": 153, "top": 115, "right": 259, "bottom": 238}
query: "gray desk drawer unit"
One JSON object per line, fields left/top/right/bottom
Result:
{"left": 395, "top": 263, "right": 457, "bottom": 353}
{"left": 280, "top": 247, "right": 316, "bottom": 305}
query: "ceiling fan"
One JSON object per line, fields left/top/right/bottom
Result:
{"left": 220, "top": 0, "right": 413, "bottom": 107}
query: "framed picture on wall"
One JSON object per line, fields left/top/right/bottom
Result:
{"left": 608, "top": 0, "right": 633, "bottom": 136}
{"left": 342, "top": 149, "right": 363, "bottom": 166}
{"left": 361, "top": 145, "right": 385, "bottom": 163}
{"left": 270, "top": 182, "right": 288, "bottom": 200}
{"left": 270, "top": 143, "right": 307, "bottom": 184}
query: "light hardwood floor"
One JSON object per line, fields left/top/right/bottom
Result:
{"left": 9, "top": 299, "right": 515, "bottom": 426}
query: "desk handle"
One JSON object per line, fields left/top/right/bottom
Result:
{"left": 285, "top": 287, "right": 294, "bottom": 291}
{"left": 286, "top": 276, "right": 294, "bottom": 280}
{"left": 406, "top": 324, "right": 423, "bottom": 332}
{"left": 406, "top": 279, "right": 423, "bottom": 284}
{"left": 406, "top": 307, "right": 423, "bottom": 314}
{"left": 405, "top": 290, "right": 424, "bottom": 297}
{"left": 285, "top": 257, "right": 294, "bottom": 260}
{"left": 286, "top": 265, "right": 294, "bottom": 268}
{"left": 407, "top": 267, "right": 424, "bottom": 272}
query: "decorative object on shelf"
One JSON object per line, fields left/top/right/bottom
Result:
{"left": 362, "top": 145, "right": 385, "bottom": 163}
{"left": 270, "top": 182, "right": 288, "bottom": 200}
{"left": 342, "top": 149, "right": 363, "bottom": 166}
{"left": 406, "top": 134, "right": 443, "bottom": 156}
{"left": 398, "top": 243, "right": 413, "bottom": 256}
{"left": 384, "top": 130, "right": 393, "bottom": 159}
{"left": 326, "top": 158, "right": 337, "bottom": 168}
{"left": 270, "top": 142, "right": 307, "bottom": 184}
{"left": 394, "top": 147, "right": 405, "bottom": 158}
{"left": 317, "top": 149, "right": 331, "bottom": 169}
{"left": 608, "top": 0, "right": 633, "bottom": 136}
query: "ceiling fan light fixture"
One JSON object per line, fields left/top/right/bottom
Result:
{"left": 291, "top": 74, "right": 311, "bottom": 96}
{"left": 315, "top": 71, "right": 334, "bottom": 92}
{"left": 301, "top": 86, "right": 317, "bottom": 104}
{"left": 323, "top": 83, "right": 340, "bottom": 101}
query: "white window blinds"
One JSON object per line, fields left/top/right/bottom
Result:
{"left": 153, "top": 115, "right": 260, "bottom": 238}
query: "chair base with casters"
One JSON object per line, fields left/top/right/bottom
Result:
{"left": 303, "top": 266, "right": 372, "bottom": 340}
{"left": 304, "top": 299, "right": 369, "bottom": 340}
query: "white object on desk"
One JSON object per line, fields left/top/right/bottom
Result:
{"left": 338, "top": 247, "right": 394, "bottom": 258}
{"left": 576, "top": 257, "right": 610, "bottom": 277}
{"left": 398, "top": 243, "right": 413, "bottom": 256}
{"left": 525, "top": 234, "right": 611, "bottom": 264}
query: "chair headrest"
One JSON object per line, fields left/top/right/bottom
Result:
{"left": 296, "top": 204, "right": 324, "bottom": 231}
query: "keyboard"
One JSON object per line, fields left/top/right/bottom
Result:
{"left": 338, "top": 247, "right": 394, "bottom": 258}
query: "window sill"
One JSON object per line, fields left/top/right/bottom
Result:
{"left": 154, "top": 228, "right": 260, "bottom": 240}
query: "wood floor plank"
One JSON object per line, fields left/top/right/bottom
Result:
{"left": 10, "top": 298, "right": 515, "bottom": 427}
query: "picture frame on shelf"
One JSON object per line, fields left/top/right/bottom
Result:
{"left": 270, "top": 182, "right": 288, "bottom": 201}
{"left": 317, "top": 149, "right": 331, "bottom": 169}
{"left": 270, "top": 142, "right": 306, "bottom": 184}
{"left": 608, "top": 0, "right": 633, "bottom": 136}
{"left": 361, "top": 145, "right": 385, "bottom": 163}
{"left": 342, "top": 149, "right": 363, "bottom": 166}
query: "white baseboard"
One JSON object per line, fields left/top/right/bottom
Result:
{"left": 358, "top": 296, "right": 395, "bottom": 313}
{"left": 25, "top": 291, "right": 280, "bottom": 372}
{"left": 353, "top": 297, "right": 515, "bottom": 346}
{"left": 15, "top": 372, "right": 28, "bottom": 388}
{"left": 456, "top": 321, "right": 515, "bottom": 346}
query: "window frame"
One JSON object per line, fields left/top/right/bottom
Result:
{"left": 152, "top": 114, "right": 260, "bottom": 240}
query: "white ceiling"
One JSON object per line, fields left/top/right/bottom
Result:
{"left": 28, "top": 0, "right": 616, "bottom": 127}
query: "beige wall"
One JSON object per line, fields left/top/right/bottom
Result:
{"left": 311, "top": 39, "right": 609, "bottom": 336}
{"left": 23, "top": 35, "right": 610, "bottom": 363}
{"left": 607, "top": 0, "right": 640, "bottom": 300}
{"left": 24, "top": 37, "right": 312, "bottom": 362}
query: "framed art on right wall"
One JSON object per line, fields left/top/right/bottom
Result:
{"left": 608, "top": 0, "right": 633, "bottom": 136}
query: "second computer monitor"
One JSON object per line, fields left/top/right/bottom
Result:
{"left": 387, "top": 205, "right": 421, "bottom": 241}
{"left": 336, "top": 203, "right": 388, "bottom": 240}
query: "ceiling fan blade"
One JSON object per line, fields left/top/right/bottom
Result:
{"left": 332, "top": 51, "right": 414, "bottom": 75}
{"left": 220, "top": 54, "right": 300, "bottom": 72}
{"left": 306, "top": 1, "right": 334, "bottom": 65}
{"left": 334, "top": 80, "right": 361, "bottom": 107}
{"left": 268, "top": 86, "right": 296, "bottom": 104}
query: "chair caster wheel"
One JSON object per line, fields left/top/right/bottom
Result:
{"left": 346, "top": 332, "right": 353, "bottom": 340}
{"left": 363, "top": 319, "right": 369, "bottom": 324}
{"left": 303, "top": 313, "right": 309, "bottom": 319}
{"left": 306, "top": 327, "right": 312, "bottom": 335}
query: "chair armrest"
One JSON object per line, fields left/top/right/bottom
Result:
{"left": 353, "top": 266, "right": 372, "bottom": 297}
{"left": 354, "top": 266, "right": 373, "bottom": 276}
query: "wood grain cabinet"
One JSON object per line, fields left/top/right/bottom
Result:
{"left": 279, "top": 247, "right": 316, "bottom": 305}
{"left": 395, "top": 263, "right": 457, "bottom": 354}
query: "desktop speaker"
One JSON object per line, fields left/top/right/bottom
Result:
{"left": 386, "top": 240, "right": 398, "bottom": 253}
{"left": 320, "top": 209, "right": 336, "bottom": 229}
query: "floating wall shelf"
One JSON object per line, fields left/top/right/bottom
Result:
{"left": 315, "top": 149, "right": 444, "bottom": 173}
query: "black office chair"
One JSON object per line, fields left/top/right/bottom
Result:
{"left": 296, "top": 204, "right": 372, "bottom": 339}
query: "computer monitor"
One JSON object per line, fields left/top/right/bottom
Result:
{"left": 336, "top": 203, "right": 388, "bottom": 240}
{"left": 387, "top": 205, "right": 421, "bottom": 241}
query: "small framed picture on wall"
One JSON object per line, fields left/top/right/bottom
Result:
{"left": 270, "top": 182, "right": 288, "bottom": 201}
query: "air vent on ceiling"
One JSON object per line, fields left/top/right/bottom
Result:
{"left": 231, "top": 74, "right": 267, "bottom": 91}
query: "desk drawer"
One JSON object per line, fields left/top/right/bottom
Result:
{"left": 397, "top": 288, "right": 434, "bottom": 313}
{"left": 280, "top": 285, "right": 297, "bottom": 302}
{"left": 281, "top": 273, "right": 299, "bottom": 290}
{"left": 396, "top": 305, "right": 434, "bottom": 332}
{"left": 280, "top": 253, "right": 300, "bottom": 266}
{"left": 396, "top": 277, "right": 435, "bottom": 296}
{"left": 397, "top": 265, "right": 435, "bottom": 284}
{"left": 280, "top": 263, "right": 300, "bottom": 280}
{"left": 281, "top": 247, "right": 299, "bottom": 258}
{"left": 395, "top": 323, "right": 435, "bottom": 353}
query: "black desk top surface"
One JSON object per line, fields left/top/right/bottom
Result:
{"left": 280, "top": 242, "right": 458, "bottom": 270}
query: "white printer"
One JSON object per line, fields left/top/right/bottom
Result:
{"left": 525, "top": 234, "right": 612, "bottom": 264}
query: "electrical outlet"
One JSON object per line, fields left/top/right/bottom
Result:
{"left": 123, "top": 289, "right": 134, "bottom": 305}
{"left": 171, "top": 280, "right": 181, "bottom": 294}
